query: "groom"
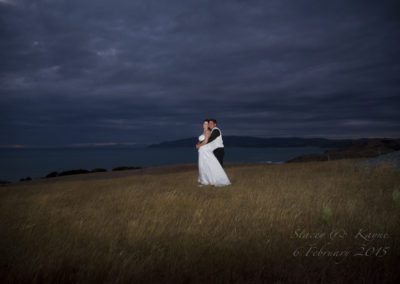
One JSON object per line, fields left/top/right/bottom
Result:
{"left": 207, "top": 118, "right": 225, "bottom": 167}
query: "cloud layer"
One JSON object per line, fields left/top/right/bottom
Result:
{"left": 1, "top": 0, "right": 399, "bottom": 147}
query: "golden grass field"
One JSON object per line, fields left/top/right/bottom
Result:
{"left": 0, "top": 159, "right": 399, "bottom": 283}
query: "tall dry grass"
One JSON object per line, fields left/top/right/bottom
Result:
{"left": 0, "top": 159, "right": 399, "bottom": 283}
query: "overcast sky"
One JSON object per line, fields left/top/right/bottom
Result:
{"left": 1, "top": 0, "right": 399, "bottom": 147}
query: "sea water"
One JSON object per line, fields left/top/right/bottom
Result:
{"left": 0, "top": 147, "right": 328, "bottom": 182}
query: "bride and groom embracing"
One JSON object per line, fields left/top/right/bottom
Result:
{"left": 196, "top": 118, "right": 231, "bottom": 187}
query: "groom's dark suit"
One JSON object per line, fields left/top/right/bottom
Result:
{"left": 207, "top": 127, "right": 224, "bottom": 167}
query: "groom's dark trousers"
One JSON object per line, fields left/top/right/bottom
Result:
{"left": 207, "top": 128, "right": 225, "bottom": 167}
{"left": 213, "top": 148, "right": 224, "bottom": 167}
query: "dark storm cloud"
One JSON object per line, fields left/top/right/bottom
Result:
{"left": 0, "top": 0, "right": 399, "bottom": 147}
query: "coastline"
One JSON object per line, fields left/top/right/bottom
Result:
{"left": 1, "top": 161, "right": 284, "bottom": 187}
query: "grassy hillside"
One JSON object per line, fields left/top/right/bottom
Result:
{"left": 0, "top": 160, "right": 399, "bottom": 283}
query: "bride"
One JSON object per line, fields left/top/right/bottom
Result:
{"left": 196, "top": 119, "right": 231, "bottom": 187}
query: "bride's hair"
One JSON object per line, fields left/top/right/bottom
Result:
{"left": 203, "top": 118, "right": 209, "bottom": 123}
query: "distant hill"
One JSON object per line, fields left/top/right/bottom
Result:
{"left": 148, "top": 136, "right": 358, "bottom": 148}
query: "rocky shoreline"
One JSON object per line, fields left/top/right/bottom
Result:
{"left": 0, "top": 166, "right": 142, "bottom": 186}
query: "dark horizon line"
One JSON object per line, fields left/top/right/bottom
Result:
{"left": 1, "top": 135, "right": 399, "bottom": 149}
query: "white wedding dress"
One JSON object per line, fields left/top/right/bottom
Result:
{"left": 197, "top": 130, "right": 231, "bottom": 187}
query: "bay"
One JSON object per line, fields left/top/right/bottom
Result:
{"left": 0, "top": 147, "right": 328, "bottom": 182}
